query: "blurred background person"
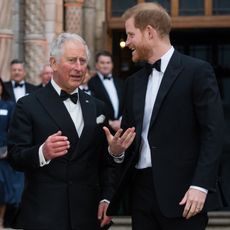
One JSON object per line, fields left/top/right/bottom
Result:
{"left": 0, "top": 78, "right": 23, "bottom": 229}
{"left": 88, "top": 50, "right": 124, "bottom": 132}
{"left": 79, "top": 65, "right": 93, "bottom": 95}
{"left": 4, "top": 59, "right": 37, "bottom": 102}
{"left": 37, "top": 64, "right": 53, "bottom": 88}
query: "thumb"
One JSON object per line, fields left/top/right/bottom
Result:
{"left": 179, "top": 192, "right": 188, "bottom": 205}
{"left": 103, "top": 126, "right": 112, "bottom": 141}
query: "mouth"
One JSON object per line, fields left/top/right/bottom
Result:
{"left": 130, "top": 47, "right": 136, "bottom": 55}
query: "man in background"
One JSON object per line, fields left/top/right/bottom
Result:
{"left": 88, "top": 51, "right": 124, "bottom": 132}
{"left": 38, "top": 64, "right": 53, "bottom": 87}
{"left": 4, "top": 59, "right": 36, "bottom": 102}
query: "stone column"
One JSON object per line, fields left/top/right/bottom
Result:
{"left": 83, "top": 0, "right": 96, "bottom": 67}
{"left": 0, "top": 0, "right": 13, "bottom": 80}
{"left": 64, "top": 0, "right": 85, "bottom": 35}
{"left": 24, "top": 0, "right": 47, "bottom": 84}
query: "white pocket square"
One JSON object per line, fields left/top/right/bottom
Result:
{"left": 96, "top": 114, "right": 105, "bottom": 124}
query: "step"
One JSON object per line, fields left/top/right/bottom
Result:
{"left": 110, "top": 212, "right": 230, "bottom": 230}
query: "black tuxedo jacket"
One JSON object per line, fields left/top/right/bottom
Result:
{"left": 7, "top": 83, "right": 117, "bottom": 229}
{"left": 4, "top": 81, "right": 37, "bottom": 102}
{"left": 88, "top": 74, "right": 124, "bottom": 120}
{"left": 108, "top": 50, "right": 224, "bottom": 217}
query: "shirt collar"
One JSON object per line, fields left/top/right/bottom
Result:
{"left": 51, "top": 78, "right": 78, "bottom": 96}
{"left": 12, "top": 80, "right": 25, "bottom": 86}
{"left": 159, "top": 46, "right": 174, "bottom": 73}
{"left": 97, "top": 72, "right": 112, "bottom": 81}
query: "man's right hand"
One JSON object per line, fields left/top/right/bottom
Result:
{"left": 103, "top": 126, "right": 136, "bottom": 156}
{"left": 42, "top": 131, "right": 70, "bottom": 160}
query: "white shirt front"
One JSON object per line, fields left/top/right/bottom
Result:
{"left": 136, "top": 46, "right": 174, "bottom": 169}
{"left": 12, "top": 80, "right": 26, "bottom": 102}
{"left": 39, "top": 79, "right": 84, "bottom": 166}
{"left": 98, "top": 72, "right": 119, "bottom": 119}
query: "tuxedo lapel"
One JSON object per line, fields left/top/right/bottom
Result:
{"left": 133, "top": 69, "right": 149, "bottom": 147}
{"left": 36, "top": 83, "right": 79, "bottom": 143}
{"left": 149, "top": 51, "right": 183, "bottom": 129}
{"left": 71, "top": 90, "right": 96, "bottom": 159}
{"left": 94, "top": 75, "right": 113, "bottom": 108}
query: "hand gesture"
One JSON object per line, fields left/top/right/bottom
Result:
{"left": 103, "top": 126, "right": 136, "bottom": 156}
{"left": 42, "top": 131, "right": 70, "bottom": 160}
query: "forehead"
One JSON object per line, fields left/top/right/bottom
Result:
{"left": 11, "top": 63, "right": 24, "bottom": 70}
{"left": 62, "top": 40, "right": 87, "bottom": 58}
{"left": 97, "top": 55, "right": 112, "bottom": 63}
{"left": 125, "top": 17, "right": 136, "bottom": 30}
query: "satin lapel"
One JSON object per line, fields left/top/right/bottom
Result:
{"left": 36, "top": 83, "right": 78, "bottom": 142}
{"left": 113, "top": 77, "right": 123, "bottom": 116}
{"left": 133, "top": 69, "right": 149, "bottom": 147}
{"left": 72, "top": 90, "right": 96, "bottom": 159}
{"left": 94, "top": 75, "right": 113, "bottom": 109}
{"left": 149, "top": 51, "right": 183, "bottom": 129}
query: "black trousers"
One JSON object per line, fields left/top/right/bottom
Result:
{"left": 131, "top": 168, "right": 208, "bottom": 230}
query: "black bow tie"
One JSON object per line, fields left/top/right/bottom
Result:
{"left": 60, "top": 90, "right": 78, "bottom": 104}
{"left": 145, "top": 59, "right": 161, "bottom": 73}
{"left": 14, "top": 82, "right": 24, "bottom": 88}
{"left": 103, "top": 75, "right": 111, "bottom": 80}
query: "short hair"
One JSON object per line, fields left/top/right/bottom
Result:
{"left": 10, "top": 59, "right": 24, "bottom": 67}
{"left": 122, "top": 3, "right": 171, "bottom": 38}
{"left": 95, "top": 50, "right": 113, "bottom": 63}
{"left": 50, "top": 32, "right": 90, "bottom": 62}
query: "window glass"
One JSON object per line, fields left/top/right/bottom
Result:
{"left": 145, "top": 0, "right": 170, "bottom": 12}
{"left": 179, "top": 0, "right": 204, "bottom": 15}
{"left": 213, "top": 0, "right": 230, "bottom": 15}
{"left": 112, "top": 0, "right": 137, "bottom": 17}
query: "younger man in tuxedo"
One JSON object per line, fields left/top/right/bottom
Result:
{"left": 7, "top": 33, "right": 116, "bottom": 230}
{"left": 4, "top": 59, "right": 36, "bottom": 102}
{"left": 104, "top": 2, "right": 224, "bottom": 230}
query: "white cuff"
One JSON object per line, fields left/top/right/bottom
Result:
{"left": 108, "top": 146, "right": 125, "bottom": 163}
{"left": 39, "top": 144, "right": 51, "bottom": 167}
{"left": 100, "top": 199, "right": 110, "bottom": 204}
{"left": 190, "top": 185, "right": 208, "bottom": 194}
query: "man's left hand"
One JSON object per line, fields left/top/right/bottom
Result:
{"left": 179, "top": 188, "right": 207, "bottom": 219}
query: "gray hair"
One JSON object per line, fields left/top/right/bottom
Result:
{"left": 50, "top": 33, "right": 90, "bottom": 62}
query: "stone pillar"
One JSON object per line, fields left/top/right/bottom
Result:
{"left": 0, "top": 0, "right": 13, "bottom": 80}
{"left": 44, "top": 0, "right": 63, "bottom": 58}
{"left": 83, "top": 0, "right": 96, "bottom": 67}
{"left": 64, "top": 0, "right": 85, "bottom": 35}
{"left": 24, "top": 0, "right": 47, "bottom": 84}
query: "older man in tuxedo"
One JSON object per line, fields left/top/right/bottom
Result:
{"left": 7, "top": 33, "right": 117, "bottom": 230}
{"left": 104, "top": 2, "right": 224, "bottom": 230}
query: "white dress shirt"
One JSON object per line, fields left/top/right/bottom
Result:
{"left": 12, "top": 80, "right": 26, "bottom": 102}
{"left": 136, "top": 47, "right": 174, "bottom": 169}
{"left": 39, "top": 79, "right": 84, "bottom": 166}
{"left": 98, "top": 72, "right": 119, "bottom": 119}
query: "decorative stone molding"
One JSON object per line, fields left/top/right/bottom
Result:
{"left": 24, "top": 0, "right": 47, "bottom": 84}
{"left": 0, "top": 0, "right": 13, "bottom": 80}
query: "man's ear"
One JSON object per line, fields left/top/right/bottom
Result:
{"left": 50, "top": 57, "right": 57, "bottom": 71}
{"left": 146, "top": 25, "right": 156, "bottom": 40}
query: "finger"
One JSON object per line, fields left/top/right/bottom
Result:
{"left": 52, "top": 140, "right": 70, "bottom": 148}
{"left": 114, "top": 129, "right": 123, "bottom": 140}
{"left": 182, "top": 200, "right": 191, "bottom": 218}
{"left": 53, "top": 145, "right": 70, "bottom": 154}
{"left": 121, "top": 132, "right": 136, "bottom": 149}
{"left": 103, "top": 126, "right": 112, "bottom": 141}
{"left": 97, "top": 204, "right": 103, "bottom": 220}
{"left": 51, "top": 135, "right": 68, "bottom": 143}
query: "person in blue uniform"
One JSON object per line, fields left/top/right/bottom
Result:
{"left": 0, "top": 78, "right": 24, "bottom": 228}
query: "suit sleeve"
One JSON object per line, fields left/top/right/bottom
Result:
{"left": 7, "top": 98, "right": 40, "bottom": 171}
{"left": 192, "top": 61, "right": 224, "bottom": 191}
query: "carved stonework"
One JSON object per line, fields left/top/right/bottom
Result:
{"left": 64, "top": 0, "right": 85, "bottom": 35}
{"left": 24, "top": 0, "right": 47, "bottom": 84}
{"left": 0, "top": 0, "right": 13, "bottom": 80}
